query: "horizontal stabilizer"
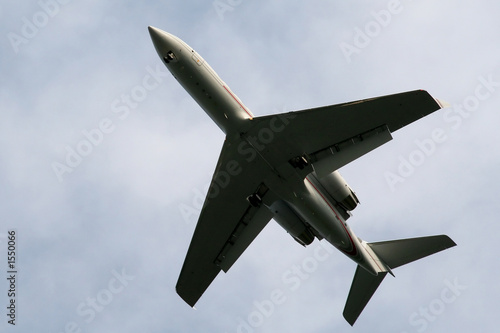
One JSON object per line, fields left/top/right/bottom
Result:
{"left": 368, "top": 235, "right": 456, "bottom": 269}
{"left": 343, "top": 266, "right": 387, "bottom": 326}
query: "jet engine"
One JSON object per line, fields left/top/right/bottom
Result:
{"left": 315, "top": 171, "right": 359, "bottom": 211}
{"left": 268, "top": 200, "right": 315, "bottom": 246}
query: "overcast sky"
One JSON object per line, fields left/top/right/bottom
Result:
{"left": 1, "top": 1, "right": 499, "bottom": 332}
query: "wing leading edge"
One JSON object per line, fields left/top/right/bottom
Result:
{"left": 245, "top": 90, "right": 445, "bottom": 177}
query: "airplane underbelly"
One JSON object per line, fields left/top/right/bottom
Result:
{"left": 289, "top": 178, "right": 359, "bottom": 256}
{"left": 170, "top": 59, "right": 251, "bottom": 133}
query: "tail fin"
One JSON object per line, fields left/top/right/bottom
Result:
{"left": 343, "top": 235, "right": 456, "bottom": 325}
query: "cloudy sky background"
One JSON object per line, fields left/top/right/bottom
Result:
{"left": 1, "top": 1, "right": 499, "bottom": 332}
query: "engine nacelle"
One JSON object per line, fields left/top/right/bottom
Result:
{"left": 316, "top": 170, "right": 359, "bottom": 211}
{"left": 268, "top": 200, "right": 315, "bottom": 246}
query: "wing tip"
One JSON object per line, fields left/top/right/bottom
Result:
{"left": 434, "top": 98, "right": 451, "bottom": 109}
{"left": 176, "top": 284, "right": 199, "bottom": 308}
{"left": 418, "top": 89, "right": 450, "bottom": 109}
{"left": 342, "top": 310, "right": 358, "bottom": 326}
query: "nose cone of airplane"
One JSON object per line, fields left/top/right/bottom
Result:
{"left": 148, "top": 26, "right": 178, "bottom": 60}
{"left": 148, "top": 26, "right": 164, "bottom": 45}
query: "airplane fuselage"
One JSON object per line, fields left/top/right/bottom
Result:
{"left": 149, "top": 27, "right": 384, "bottom": 275}
{"left": 149, "top": 28, "right": 253, "bottom": 134}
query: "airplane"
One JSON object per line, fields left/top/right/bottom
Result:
{"left": 148, "top": 26, "right": 456, "bottom": 325}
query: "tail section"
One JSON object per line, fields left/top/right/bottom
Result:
{"left": 343, "top": 266, "right": 387, "bottom": 326}
{"left": 343, "top": 235, "right": 456, "bottom": 325}
{"left": 368, "top": 235, "right": 456, "bottom": 269}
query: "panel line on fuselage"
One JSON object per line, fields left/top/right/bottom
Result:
{"left": 222, "top": 85, "right": 253, "bottom": 119}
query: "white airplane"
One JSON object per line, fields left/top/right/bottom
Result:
{"left": 148, "top": 26, "right": 456, "bottom": 325}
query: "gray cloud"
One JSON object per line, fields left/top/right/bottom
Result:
{"left": 1, "top": 1, "right": 498, "bottom": 332}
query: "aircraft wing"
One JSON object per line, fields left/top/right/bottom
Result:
{"left": 176, "top": 90, "right": 444, "bottom": 307}
{"left": 176, "top": 138, "right": 275, "bottom": 307}
{"left": 246, "top": 90, "right": 445, "bottom": 177}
